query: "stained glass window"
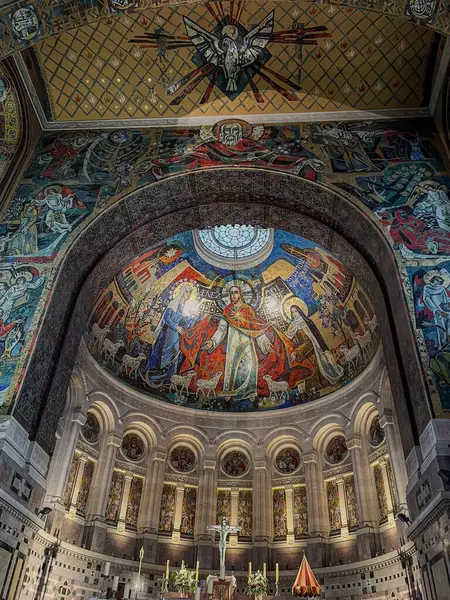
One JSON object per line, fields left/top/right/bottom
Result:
{"left": 198, "top": 225, "right": 271, "bottom": 260}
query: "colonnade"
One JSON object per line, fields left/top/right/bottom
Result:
{"left": 43, "top": 393, "right": 406, "bottom": 567}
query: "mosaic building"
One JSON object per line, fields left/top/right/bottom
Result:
{"left": 0, "top": 2, "right": 449, "bottom": 600}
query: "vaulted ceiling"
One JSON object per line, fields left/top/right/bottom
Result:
{"left": 22, "top": 1, "right": 438, "bottom": 124}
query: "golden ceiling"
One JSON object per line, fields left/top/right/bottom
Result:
{"left": 33, "top": 1, "right": 434, "bottom": 121}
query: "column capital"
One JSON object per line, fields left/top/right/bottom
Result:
{"left": 124, "top": 471, "right": 134, "bottom": 481}
{"left": 71, "top": 408, "right": 87, "bottom": 427}
{"left": 106, "top": 433, "right": 122, "bottom": 448}
{"left": 254, "top": 459, "right": 267, "bottom": 470}
{"left": 230, "top": 488, "right": 240, "bottom": 497}
{"left": 303, "top": 450, "right": 318, "bottom": 464}
{"left": 203, "top": 459, "right": 216, "bottom": 469}
{"left": 153, "top": 450, "right": 168, "bottom": 462}
{"left": 346, "top": 435, "right": 363, "bottom": 451}
{"left": 336, "top": 476, "right": 345, "bottom": 485}
{"left": 379, "top": 411, "right": 395, "bottom": 428}
{"left": 78, "top": 452, "right": 89, "bottom": 464}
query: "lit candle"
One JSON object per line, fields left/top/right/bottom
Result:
{"left": 181, "top": 560, "right": 185, "bottom": 569}
{"left": 196, "top": 560, "right": 199, "bottom": 582}
{"left": 248, "top": 562, "right": 252, "bottom": 580}
{"left": 263, "top": 563, "right": 266, "bottom": 578}
{"left": 275, "top": 564, "right": 279, "bottom": 585}
{"left": 165, "top": 560, "right": 170, "bottom": 580}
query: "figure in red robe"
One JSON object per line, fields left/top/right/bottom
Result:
{"left": 180, "top": 286, "right": 310, "bottom": 401}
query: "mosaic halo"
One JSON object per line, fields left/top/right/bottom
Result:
{"left": 275, "top": 447, "right": 301, "bottom": 474}
{"left": 325, "top": 435, "right": 348, "bottom": 464}
{"left": 222, "top": 450, "right": 249, "bottom": 477}
{"left": 80, "top": 412, "right": 100, "bottom": 444}
{"left": 121, "top": 433, "right": 146, "bottom": 461}
{"left": 369, "top": 416, "right": 385, "bottom": 447}
{"left": 169, "top": 446, "right": 196, "bottom": 473}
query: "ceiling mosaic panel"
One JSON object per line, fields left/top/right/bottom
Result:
{"left": 84, "top": 227, "right": 379, "bottom": 411}
{"left": 32, "top": 1, "right": 434, "bottom": 121}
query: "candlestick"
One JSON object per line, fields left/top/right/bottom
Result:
{"left": 195, "top": 560, "right": 199, "bottom": 582}
{"left": 275, "top": 563, "right": 279, "bottom": 584}
{"left": 165, "top": 560, "right": 170, "bottom": 580}
{"left": 263, "top": 563, "right": 266, "bottom": 578}
{"left": 248, "top": 562, "right": 252, "bottom": 580}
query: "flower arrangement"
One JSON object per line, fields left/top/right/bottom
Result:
{"left": 172, "top": 564, "right": 197, "bottom": 596}
{"left": 245, "top": 571, "right": 269, "bottom": 597}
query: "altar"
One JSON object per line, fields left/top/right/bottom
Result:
{"left": 207, "top": 575, "right": 236, "bottom": 600}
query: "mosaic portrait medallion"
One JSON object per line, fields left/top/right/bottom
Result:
{"left": 369, "top": 416, "right": 385, "bottom": 446}
{"left": 170, "top": 446, "right": 196, "bottom": 473}
{"left": 325, "top": 435, "right": 348, "bottom": 464}
{"left": 275, "top": 448, "right": 301, "bottom": 474}
{"left": 121, "top": 433, "right": 145, "bottom": 461}
{"left": 81, "top": 412, "right": 100, "bottom": 444}
{"left": 222, "top": 451, "right": 249, "bottom": 477}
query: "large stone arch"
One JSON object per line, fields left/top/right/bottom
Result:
{"left": 0, "top": 0, "right": 447, "bottom": 63}
{"left": 13, "top": 169, "right": 429, "bottom": 460}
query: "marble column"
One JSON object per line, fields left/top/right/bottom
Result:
{"left": 379, "top": 459, "right": 395, "bottom": 525}
{"left": 229, "top": 488, "right": 240, "bottom": 547}
{"left": 46, "top": 408, "right": 87, "bottom": 505}
{"left": 347, "top": 435, "right": 381, "bottom": 560}
{"left": 68, "top": 453, "right": 88, "bottom": 518}
{"left": 336, "top": 477, "right": 349, "bottom": 538}
{"left": 253, "top": 459, "right": 269, "bottom": 567}
{"left": 380, "top": 410, "right": 408, "bottom": 512}
{"left": 172, "top": 484, "right": 186, "bottom": 542}
{"left": 285, "top": 485, "right": 295, "bottom": 545}
{"left": 83, "top": 432, "right": 121, "bottom": 553}
{"left": 303, "top": 451, "right": 326, "bottom": 568}
{"left": 117, "top": 471, "right": 134, "bottom": 533}
{"left": 141, "top": 449, "right": 167, "bottom": 563}
{"left": 195, "top": 458, "right": 216, "bottom": 570}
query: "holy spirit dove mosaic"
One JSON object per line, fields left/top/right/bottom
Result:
{"left": 129, "top": 5, "right": 330, "bottom": 104}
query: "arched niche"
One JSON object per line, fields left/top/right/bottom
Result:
{"left": 12, "top": 169, "right": 427, "bottom": 460}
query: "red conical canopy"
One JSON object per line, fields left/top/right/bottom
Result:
{"left": 291, "top": 553, "right": 322, "bottom": 598}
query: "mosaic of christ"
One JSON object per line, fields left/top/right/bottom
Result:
{"left": 85, "top": 228, "right": 378, "bottom": 411}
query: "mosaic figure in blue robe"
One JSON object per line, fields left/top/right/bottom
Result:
{"left": 147, "top": 283, "right": 196, "bottom": 380}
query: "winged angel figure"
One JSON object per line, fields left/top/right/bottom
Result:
{"left": 183, "top": 11, "right": 274, "bottom": 92}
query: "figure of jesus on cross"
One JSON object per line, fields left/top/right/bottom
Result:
{"left": 207, "top": 517, "right": 240, "bottom": 580}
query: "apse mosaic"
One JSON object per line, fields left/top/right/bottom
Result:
{"left": 238, "top": 490, "right": 252, "bottom": 537}
{"left": 32, "top": 2, "right": 434, "bottom": 121}
{"left": 1, "top": 116, "right": 450, "bottom": 425}
{"left": 293, "top": 486, "right": 308, "bottom": 537}
{"left": 327, "top": 480, "right": 341, "bottom": 532}
{"left": 369, "top": 416, "right": 384, "bottom": 446}
{"left": 84, "top": 227, "right": 379, "bottom": 411}
{"left": 121, "top": 433, "right": 145, "bottom": 461}
{"left": 222, "top": 451, "right": 249, "bottom": 475}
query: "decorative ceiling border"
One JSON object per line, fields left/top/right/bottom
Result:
{"left": 14, "top": 53, "right": 432, "bottom": 131}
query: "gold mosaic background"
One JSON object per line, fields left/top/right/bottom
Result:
{"left": 34, "top": 1, "right": 434, "bottom": 121}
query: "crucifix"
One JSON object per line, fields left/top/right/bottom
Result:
{"left": 207, "top": 517, "right": 240, "bottom": 580}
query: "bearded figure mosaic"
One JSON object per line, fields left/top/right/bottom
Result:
{"left": 85, "top": 227, "right": 378, "bottom": 411}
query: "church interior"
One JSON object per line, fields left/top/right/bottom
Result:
{"left": 0, "top": 1, "right": 450, "bottom": 600}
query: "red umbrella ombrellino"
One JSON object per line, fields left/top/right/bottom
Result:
{"left": 291, "top": 553, "right": 322, "bottom": 598}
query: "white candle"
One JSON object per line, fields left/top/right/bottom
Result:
{"left": 263, "top": 563, "right": 266, "bottom": 578}
{"left": 112, "top": 576, "right": 119, "bottom": 592}
{"left": 103, "top": 562, "right": 111, "bottom": 577}
{"left": 248, "top": 562, "right": 252, "bottom": 580}
{"left": 196, "top": 560, "right": 199, "bottom": 582}
{"left": 275, "top": 563, "right": 279, "bottom": 585}
{"left": 165, "top": 560, "right": 170, "bottom": 579}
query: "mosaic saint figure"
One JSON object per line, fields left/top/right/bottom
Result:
{"left": 147, "top": 283, "right": 196, "bottom": 378}
{"left": 122, "top": 435, "right": 144, "bottom": 461}
{"left": 422, "top": 271, "right": 450, "bottom": 350}
{"left": 283, "top": 305, "right": 344, "bottom": 390}
{"left": 201, "top": 286, "right": 274, "bottom": 397}
{"left": 6, "top": 203, "right": 39, "bottom": 256}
